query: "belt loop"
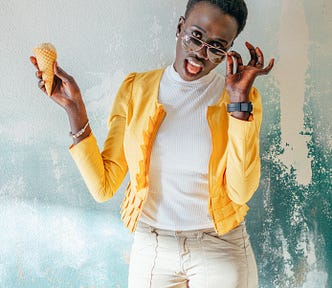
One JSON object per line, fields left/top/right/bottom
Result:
{"left": 149, "top": 225, "right": 156, "bottom": 234}
{"left": 197, "top": 230, "right": 203, "bottom": 240}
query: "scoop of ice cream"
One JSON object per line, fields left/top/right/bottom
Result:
{"left": 33, "top": 43, "right": 57, "bottom": 96}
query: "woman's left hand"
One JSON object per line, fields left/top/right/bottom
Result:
{"left": 225, "top": 41, "right": 274, "bottom": 103}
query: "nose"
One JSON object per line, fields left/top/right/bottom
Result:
{"left": 195, "top": 45, "right": 209, "bottom": 61}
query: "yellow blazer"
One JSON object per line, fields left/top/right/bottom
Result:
{"left": 70, "top": 68, "right": 262, "bottom": 235}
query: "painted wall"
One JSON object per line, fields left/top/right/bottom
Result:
{"left": 0, "top": 0, "right": 331, "bottom": 287}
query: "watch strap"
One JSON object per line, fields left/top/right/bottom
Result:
{"left": 227, "top": 102, "right": 253, "bottom": 113}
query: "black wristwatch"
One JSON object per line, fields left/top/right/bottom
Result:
{"left": 227, "top": 102, "right": 253, "bottom": 113}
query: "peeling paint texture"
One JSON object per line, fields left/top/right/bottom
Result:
{"left": 0, "top": 0, "right": 331, "bottom": 287}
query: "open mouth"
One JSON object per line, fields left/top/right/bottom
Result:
{"left": 185, "top": 57, "right": 203, "bottom": 76}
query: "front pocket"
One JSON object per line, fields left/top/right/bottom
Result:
{"left": 202, "top": 223, "right": 249, "bottom": 250}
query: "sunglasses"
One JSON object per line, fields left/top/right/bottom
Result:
{"left": 181, "top": 32, "right": 228, "bottom": 64}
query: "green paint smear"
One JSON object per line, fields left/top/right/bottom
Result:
{"left": 247, "top": 76, "right": 331, "bottom": 288}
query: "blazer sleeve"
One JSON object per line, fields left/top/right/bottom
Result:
{"left": 225, "top": 87, "right": 263, "bottom": 205}
{"left": 69, "top": 73, "right": 136, "bottom": 202}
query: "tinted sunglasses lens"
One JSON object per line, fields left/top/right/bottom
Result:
{"left": 183, "top": 35, "right": 203, "bottom": 51}
{"left": 207, "top": 48, "right": 226, "bottom": 63}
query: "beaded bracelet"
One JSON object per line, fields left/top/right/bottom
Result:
{"left": 69, "top": 120, "right": 89, "bottom": 139}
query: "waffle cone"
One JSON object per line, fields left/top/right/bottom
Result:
{"left": 33, "top": 43, "right": 57, "bottom": 96}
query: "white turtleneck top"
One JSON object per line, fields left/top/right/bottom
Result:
{"left": 139, "top": 65, "right": 225, "bottom": 230}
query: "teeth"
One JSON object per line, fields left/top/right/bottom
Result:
{"left": 188, "top": 59, "right": 201, "bottom": 67}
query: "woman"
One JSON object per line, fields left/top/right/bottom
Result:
{"left": 31, "top": 0, "right": 274, "bottom": 287}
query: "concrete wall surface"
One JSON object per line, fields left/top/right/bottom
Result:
{"left": 0, "top": 0, "right": 331, "bottom": 287}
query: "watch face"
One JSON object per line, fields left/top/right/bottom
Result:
{"left": 241, "top": 102, "right": 252, "bottom": 112}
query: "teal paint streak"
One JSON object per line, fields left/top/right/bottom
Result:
{"left": 245, "top": 1, "right": 332, "bottom": 286}
{"left": 247, "top": 73, "right": 331, "bottom": 288}
{"left": 303, "top": 77, "right": 332, "bottom": 288}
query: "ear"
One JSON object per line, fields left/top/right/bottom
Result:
{"left": 176, "top": 16, "right": 185, "bottom": 37}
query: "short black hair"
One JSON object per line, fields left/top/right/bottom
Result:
{"left": 185, "top": 0, "right": 248, "bottom": 36}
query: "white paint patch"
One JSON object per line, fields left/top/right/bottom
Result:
{"left": 0, "top": 200, "right": 131, "bottom": 285}
{"left": 297, "top": 223, "right": 328, "bottom": 288}
{"left": 301, "top": 271, "right": 328, "bottom": 288}
{"left": 146, "top": 15, "right": 166, "bottom": 64}
{"left": 276, "top": 227, "right": 294, "bottom": 279}
{"left": 50, "top": 149, "right": 62, "bottom": 182}
{"left": 273, "top": 225, "right": 328, "bottom": 288}
{"left": 0, "top": 121, "right": 35, "bottom": 145}
{"left": 82, "top": 69, "right": 127, "bottom": 144}
{"left": 84, "top": 70, "right": 126, "bottom": 112}
{"left": 274, "top": 0, "right": 312, "bottom": 186}
{"left": 0, "top": 176, "right": 25, "bottom": 198}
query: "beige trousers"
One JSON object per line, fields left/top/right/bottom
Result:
{"left": 128, "top": 221, "right": 258, "bottom": 288}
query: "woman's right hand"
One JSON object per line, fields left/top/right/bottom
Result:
{"left": 30, "top": 56, "right": 84, "bottom": 114}
{"left": 30, "top": 56, "right": 91, "bottom": 143}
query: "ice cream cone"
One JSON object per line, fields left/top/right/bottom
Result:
{"left": 33, "top": 43, "right": 57, "bottom": 96}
